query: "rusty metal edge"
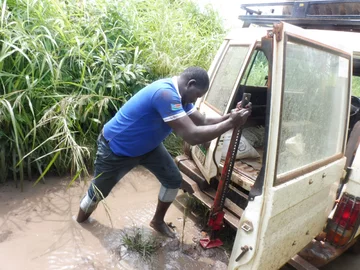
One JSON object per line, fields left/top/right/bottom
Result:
{"left": 276, "top": 153, "right": 343, "bottom": 185}
{"left": 273, "top": 22, "right": 284, "bottom": 42}
{"left": 288, "top": 255, "right": 319, "bottom": 270}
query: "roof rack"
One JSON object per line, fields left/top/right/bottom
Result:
{"left": 240, "top": 1, "right": 360, "bottom": 32}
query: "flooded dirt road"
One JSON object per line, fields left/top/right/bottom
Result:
{"left": 1, "top": 166, "right": 359, "bottom": 270}
{"left": 0, "top": 167, "right": 229, "bottom": 270}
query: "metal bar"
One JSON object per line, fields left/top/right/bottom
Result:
{"left": 238, "top": 16, "right": 360, "bottom": 29}
{"left": 242, "top": 6, "right": 262, "bottom": 15}
{"left": 241, "top": 2, "right": 295, "bottom": 8}
{"left": 241, "top": 1, "right": 360, "bottom": 10}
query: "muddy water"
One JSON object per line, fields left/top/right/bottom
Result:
{"left": 0, "top": 167, "right": 229, "bottom": 270}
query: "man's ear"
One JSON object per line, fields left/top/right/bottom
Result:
{"left": 187, "top": 79, "right": 196, "bottom": 89}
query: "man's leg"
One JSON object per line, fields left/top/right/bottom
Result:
{"left": 149, "top": 188, "right": 179, "bottom": 238}
{"left": 140, "top": 143, "right": 182, "bottom": 238}
{"left": 76, "top": 135, "right": 137, "bottom": 223}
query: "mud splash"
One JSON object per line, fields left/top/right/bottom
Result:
{"left": 0, "top": 167, "right": 229, "bottom": 270}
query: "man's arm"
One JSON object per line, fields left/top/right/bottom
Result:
{"left": 188, "top": 101, "right": 250, "bottom": 126}
{"left": 189, "top": 110, "right": 230, "bottom": 126}
{"left": 167, "top": 109, "right": 250, "bottom": 146}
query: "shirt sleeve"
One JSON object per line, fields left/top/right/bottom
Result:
{"left": 152, "top": 88, "right": 187, "bottom": 122}
{"left": 183, "top": 103, "right": 196, "bottom": 116}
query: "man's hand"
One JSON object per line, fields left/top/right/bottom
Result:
{"left": 236, "top": 100, "right": 252, "bottom": 110}
{"left": 230, "top": 103, "right": 252, "bottom": 127}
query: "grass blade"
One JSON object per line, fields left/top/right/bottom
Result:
{"left": 36, "top": 160, "right": 46, "bottom": 184}
{"left": 0, "top": 143, "right": 6, "bottom": 183}
{"left": 66, "top": 168, "right": 83, "bottom": 189}
{"left": 33, "top": 150, "right": 61, "bottom": 186}
{"left": 12, "top": 149, "right": 17, "bottom": 188}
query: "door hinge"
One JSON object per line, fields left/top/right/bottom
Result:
{"left": 273, "top": 22, "right": 284, "bottom": 42}
{"left": 341, "top": 167, "right": 353, "bottom": 184}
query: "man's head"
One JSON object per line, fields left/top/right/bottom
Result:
{"left": 178, "top": 67, "right": 209, "bottom": 104}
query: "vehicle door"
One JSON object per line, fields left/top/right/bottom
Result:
{"left": 228, "top": 22, "right": 352, "bottom": 270}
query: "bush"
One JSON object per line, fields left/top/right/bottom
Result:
{"left": 0, "top": 0, "right": 225, "bottom": 188}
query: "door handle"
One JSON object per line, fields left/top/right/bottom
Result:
{"left": 236, "top": 245, "right": 250, "bottom": 262}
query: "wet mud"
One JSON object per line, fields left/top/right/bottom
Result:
{"left": 0, "top": 167, "right": 229, "bottom": 270}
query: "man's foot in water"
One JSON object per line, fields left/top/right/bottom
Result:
{"left": 150, "top": 220, "right": 176, "bottom": 238}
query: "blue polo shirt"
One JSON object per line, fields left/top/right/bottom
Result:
{"left": 103, "top": 77, "right": 195, "bottom": 157}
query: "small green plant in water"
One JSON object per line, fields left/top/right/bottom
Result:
{"left": 185, "top": 193, "right": 210, "bottom": 228}
{"left": 121, "top": 226, "right": 160, "bottom": 259}
{"left": 180, "top": 194, "right": 209, "bottom": 248}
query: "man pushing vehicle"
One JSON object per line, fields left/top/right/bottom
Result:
{"left": 76, "top": 66, "right": 251, "bottom": 238}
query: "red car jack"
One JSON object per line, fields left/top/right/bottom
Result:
{"left": 200, "top": 93, "right": 251, "bottom": 249}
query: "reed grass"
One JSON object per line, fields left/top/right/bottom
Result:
{"left": 0, "top": 0, "right": 225, "bottom": 187}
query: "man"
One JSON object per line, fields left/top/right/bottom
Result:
{"left": 76, "top": 67, "right": 251, "bottom": 238}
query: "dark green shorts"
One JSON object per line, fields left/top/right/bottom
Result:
{"left": 87, "top": 133, "right": 182, "bottom": 201}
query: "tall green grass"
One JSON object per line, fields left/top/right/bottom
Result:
{"left": 119, "top": 0, "right": 225, "bottom": 77}
{"left": 0, "top": 0, "right": 225, "bottom": 189}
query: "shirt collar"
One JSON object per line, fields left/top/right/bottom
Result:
{"left": 171, "top": 76, "right": 181, "bottom": 98}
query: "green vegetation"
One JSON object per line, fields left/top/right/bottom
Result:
{"left": 352, "top": 76, "right": 360, "bottom": 97}
{"left": 184, "top": 193, "right": 210, "bottom": 228}
{"left": 121, "top": 226, "right": 160, "bottom": 259}
{"left": 242, "top": 50, "right": 268, "bottom": 87}
{"left": 164, "top": 133, "right": 183, "bottom": 157}
{"left": 0, "top": 0, "right": 225, "bottom": 188}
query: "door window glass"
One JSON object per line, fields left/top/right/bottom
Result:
{"left": 241, "top": 50, "right": 268, "bottom": 87}
{"left": 276, "top": 40, "right": 349, "bottom": 179}
{"left": 205, "top": 45, "right": 249, "bottom": 113}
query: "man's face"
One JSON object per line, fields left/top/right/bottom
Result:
{"left": 182, "top": 82, "right": 208, "bottom": 105}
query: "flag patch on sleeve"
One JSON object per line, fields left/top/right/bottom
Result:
{"left": 171, "top": 103, "right": 182, "bottom": 111}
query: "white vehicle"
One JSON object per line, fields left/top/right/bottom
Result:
{"left": 175, "top": 1, "right": 360, "bottom": 269}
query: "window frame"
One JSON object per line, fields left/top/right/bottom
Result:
{"left": 203, "top": 40, "right": 253, "bottom": 115}
{"left": 274, "top": 33, "right": 352, "bottom": 185}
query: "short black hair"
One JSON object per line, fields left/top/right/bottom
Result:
{"left": 180, "top": 67, "right": 209, "bottom": 91}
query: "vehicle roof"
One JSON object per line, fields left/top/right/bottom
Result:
{"left": 239, "top": 1, "right": 360, "bottom": 32}
{"left": 225, "top": 26, "right": 360, "bottom": 75}
{"left": 226, "top": 27, "right": 360, "bottom": 51}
